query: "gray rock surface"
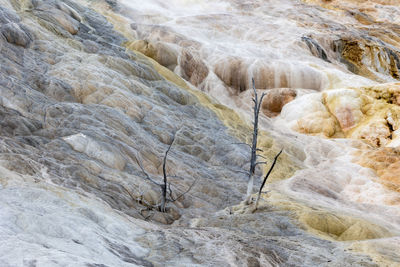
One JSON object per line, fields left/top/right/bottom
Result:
{"left": 0, "top": 0, "right": 387, "bottom": 266}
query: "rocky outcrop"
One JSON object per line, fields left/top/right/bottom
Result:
{"left": 0, "top": 0, "right": 308, "bottom": 265}
{"left": 1, "top": 0, "right": 400, "bottom": 266}
{"left": 0, "top": 7, "right": 33, "bottom": 47}
{"left": 126, "top": 39, "right": 178, "bottom": 71}
{"left": 281, "top": 84, "right": 400, "bottom": 146}
{"left": 332, "top": 37, "right": 400, "bottom": 81}
{"left": 302, "top": 0, "right": 400, "bottom": 82}
{"left": 261, "top": 88, "right": 297, "bottom": 117}
{"left": 302, "top": 36, "right": 330, "bottom": 62}
{"left": 32, "top": 1, "right": 81, "bottom": 35}
{"left": 179, "top": 48, "right": 209, "bottom": 86}
{"left": 214, "top": 57, "right": 324, "bottom": 93}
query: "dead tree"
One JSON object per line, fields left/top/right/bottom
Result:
{"left": 235, "top": 78, "right": 268, "bottom": 203}
{"left": 160, "top": 133, "right": 174, "bottom": 212}
{"left": 235, "top": 78, "right": 282, "bottom": 204}
{"left": 245, "top": 78, "right": 268, "bottom": 204}
{"left": 134, "top": 131, "right": 196, "bottom": 213}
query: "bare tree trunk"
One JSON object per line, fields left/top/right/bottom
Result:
{"left": 160, "top": 134, "right": 175, "bottom": 212}
{"left": 245, "top": 78, "right": 266, "bottom": 204}
{"left": 245, "top": 174, "right": 255, "bottom": 204}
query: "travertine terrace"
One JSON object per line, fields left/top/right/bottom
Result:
{"left": 1, "top": 0, "right": 400, "bottom": 266}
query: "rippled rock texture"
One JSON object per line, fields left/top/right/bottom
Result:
{"left": 281, "top": 83, "right": 400, "bottom": 146}
{"left": 303, "top": 0, "right": 400, "bottom": 82}
{"left": 1, "top": 0, "right": 400, "bottom": 266}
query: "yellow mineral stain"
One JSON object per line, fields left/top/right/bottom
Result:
{"left": 84, "top": 1, "right": 135, "bottom": 41}
{"left": 72, "top": 6, "right": 400, "bottom": 260}
{"left": 293, "top": 83, "right": 400, "bottom": 147}
{"left": 344, "top": 84, "right": 400, "bottom": 147}
{"left": 243, "top": 190, "right": 394, "bottom": 242}
{"left": 120, "top": 30, "right": 298, "bottom": 182}
{"left": 138, "top": 52, "right": 298, "bottom": 181}
{"left": 299, "top": 83, "right": 400, "bottom": 195}
{"left": 80, "top": 0, "right": 309, "bottom": 244}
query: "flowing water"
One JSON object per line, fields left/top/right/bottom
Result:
{"left": 121, "top": 0, "right": 380, "bottom": 97}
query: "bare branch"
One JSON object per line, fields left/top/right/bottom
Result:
{"left": 255, "top": 161, "right": 268, "bottom": 166}
{"left": 134, "top": 154, "right": 160, "bottom": 186}
{"left": 132, "top": 127, "right": 201, "bottom": 216}
{"left": 121, "top": 184, "right": 161, "bottom": 217}
{"left": 168, "top": 182, "right": 173, "bottom": 199}
{"left": 252, "top": 78, "right": 257, "bottom": 100}
{"left": 260, "top": 150, "right": 283, "bottom": 191}
{"left": 257, "top": 92, "right": 267, "bottom": 114}
{"left": 160, "top": 133, "right": 176, "bottom": 212}
{"left": 170, "top": 177, "right": 198, "bottom": 202}
{"left": 255, "top": 149, "right": 283, "bottom": 210}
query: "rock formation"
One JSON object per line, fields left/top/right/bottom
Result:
{"left": 1, "top": 0, "right": 400, "bottom": 266}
